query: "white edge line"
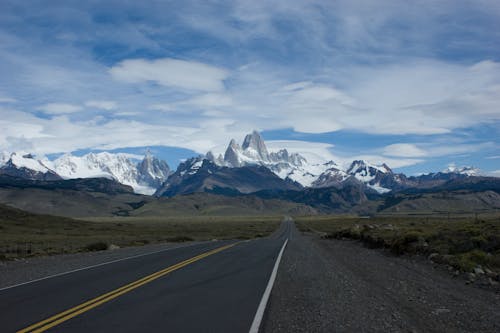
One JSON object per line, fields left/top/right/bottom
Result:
{"left": 0, "top": 241, "right": 206, "bottom": 292}
{"left": 249, "top": 238, "right": 288, "bottom": 333}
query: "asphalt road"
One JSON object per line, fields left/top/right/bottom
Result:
{"left": 0, "top": 221, "right": 291, "bottom": 333}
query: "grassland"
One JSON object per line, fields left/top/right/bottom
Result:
{"left": 0, "top": 204, "right": 281, "bottom": 260}
{"left": 295, "top": 214, "right": 500, "bottom": 274}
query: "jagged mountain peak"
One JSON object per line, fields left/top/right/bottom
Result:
{"left": 242, "top": 130, "right": 270, "bottom": 161}
{"left": 443, "top": 165, "right": 480, "bottom": 176}
{"left": 137, "top": 151, "right": 170, "bottom": 189}
{"left": 221, "top": 130, "right": 307, "bottom": 168}
{"left": 347, "top": 160, "right": 392, "bottom": 175}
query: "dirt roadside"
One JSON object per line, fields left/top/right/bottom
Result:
{"left": 262, "top": 223, "right": 500, "bottom": 333}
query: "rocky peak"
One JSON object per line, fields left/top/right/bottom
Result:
{"left": 241, "top": 130, "right": 269, "bottom": 161}
{"left": 137, "top": 151, "right": 170, "bottom": 188}
{"left": 206, "top": 151, "right": 224, "bottom": 165}
{"left": 224, "top": 139, "right": 242, "bottom": 167}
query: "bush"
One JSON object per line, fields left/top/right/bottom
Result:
{"left": 85, "top": 241, "right": 108, "bottom": 252}
{"left": 166, "top": 236, "right": 194, "bottom": 242}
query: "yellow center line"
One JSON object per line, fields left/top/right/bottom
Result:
{"left": 18, "top": 242, "right": 237, "bottom": 333}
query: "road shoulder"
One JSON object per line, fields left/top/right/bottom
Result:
{"left": 263, "top": 226, "right": 500, "bottom": 332}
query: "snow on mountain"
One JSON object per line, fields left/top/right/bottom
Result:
{"left": 49, "top": 152, "right": 170, "bottom": 195}
{"left": 0, "top": 152, "right": 61, "bottom": 180}
{"left": 207, "top": 131, "right": 325, "bottom": 187}
{"left": 205, "top": 131, "right": 398, "bottom": 191}
{"left": 0, "top": 151, "right": 170, "bottom": 195}
{"left": 9, "top": 153, "right": 53, "bottom": 173}
{"left": 443, "top": 165, "right": 480, "bottom": 176}
{"left": 311, "top": 161, "right": 349, "bottom": 188}
{"left": 137, "top": 150, "right": 171, "bottom": 188}
{"left": 1, "top": 131, "right": 487, "bottom": 196}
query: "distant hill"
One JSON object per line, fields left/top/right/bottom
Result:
{"left": 0, "top": 175, "right": 149, "bottom": 218}
{"left": 0, "top": 175, "right": 135, "bottom": 194}
{"left": 0, "top": 175, "right": 315, "bottom": 218}
{"left": 131, "top": 192, "right": 317, "bottom": 217}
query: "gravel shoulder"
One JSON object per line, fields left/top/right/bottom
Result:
{"left": 0, "top": 241, "right": 208, "bottom": 289}
{"left": 263, "top": 223, "right": 500, "bottom": 333}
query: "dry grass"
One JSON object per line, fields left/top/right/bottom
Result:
{"left": 296, "top": 213, "right": 500, "bottom": 273}
{"left": 0, "top": 204, "right": 281, "bottom": 260}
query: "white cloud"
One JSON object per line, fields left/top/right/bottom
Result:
{"left": 267, "top": 140, "right": 336, "bottom": 164}
{"left": 85, "top": 100, "right": 117, "bottom": 110}
{"left": 485, "top": 170, "right": 500, "bottom": 177}
{"left": 109, "top": 58, "right": 229, "bottom": 92}
{"left": 38, "top": 103, "right": 83, "bottom": 114}
{"left": 350, "top": 155, "right": 424, "bottom": 169}
{"left": 149, "top": 104, "right": 176, "bottom": 112}
{"left": 383, "top": 143, "right": 427, "bottom": 158}
{"left": 188, "top": 93, "right": 233, "bottom": 107}
{"left": 425, "top": 142, "right": 494, "bottom": 157}
{"left": 0, "top": 97, "right": 16, "bottom": 103}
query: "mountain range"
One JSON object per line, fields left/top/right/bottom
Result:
{"left": 0, "top": 131, "right": 486, "bottom": 197}
{"left": 0, "top": 150, "right": 169, "bottom": 195}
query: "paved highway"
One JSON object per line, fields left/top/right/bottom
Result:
{"left": 0, "top": 220, "right": 291, "bottom": 333}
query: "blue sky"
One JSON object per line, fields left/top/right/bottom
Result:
{"left": 0, "top": 0, "right": 499, "bottom": 174}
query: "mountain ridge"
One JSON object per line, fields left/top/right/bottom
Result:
{"left": 0, "top": 131, "right": 490, "bottom": 197}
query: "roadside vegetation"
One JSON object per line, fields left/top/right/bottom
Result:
{"left": 295, "top": 214, "right": 500, "bottom": 276}
{"left": 0, "top": 204, "right": 281, "bottom": 260}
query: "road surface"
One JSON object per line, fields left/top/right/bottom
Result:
{"left": 0, "top": 220, "right": 291, "bottom": 332}
{"left": 2, "top": 219, "right": 500, "bottom": 332}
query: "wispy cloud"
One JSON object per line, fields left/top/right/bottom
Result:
{"left": 85, "top": 100, "right": 117, "bottom": 110}
{"left": 109, "top": 58, "right": 229, "bottom": 92}
{"left": 383, "top": 144, "right": 427, "bottom": 158}
{"left": 38, "top": 103, "right": 83, "bottom": 115}
{"left": 0, "top": 96, "right": 16, "bottom": 103}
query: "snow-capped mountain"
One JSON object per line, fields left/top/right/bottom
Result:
{"left": 137, "top": 150, "right": 171, "bottom": 188}
{"left": 205, "top": 131, "right": 400, "bottom": 192}
{"left": 207, "top": 131, "right": 322, "bottom": 187}
{"left": 202, "top": 131, "right": 489, "bottom": 194}
{"left": 155, "top": 156, "right": 301, "bottom": 197}
{"left": 0, "top": 152, "right": 61, "bottom": 181}
{"left": 443, "top": 165, "right": 480, "bottom": 176}
{"left": 1, "top": 131, "right": 487, "bottom": 196}
{"left": 49, "top": 152, "right": 170, "bottom": 195}
{"left": 0, "top": 151, "right": 170, "bottom": 195}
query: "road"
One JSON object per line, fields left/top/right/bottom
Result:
{"left": 2, "top": 219, "right": 500, "bottom": 332}
{"left": 0, "top": 220, "right": 291, "bottom": 333}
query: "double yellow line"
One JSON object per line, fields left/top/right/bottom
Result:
{"left": 18, "top": 243, "right": 236, "bottom": 333}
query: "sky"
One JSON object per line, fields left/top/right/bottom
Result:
{"left": 0, "top": 0, "right": 499, "bottom": 175}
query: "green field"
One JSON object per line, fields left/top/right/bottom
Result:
{"left": 0, "top": 204, "right": 281, "bottom": 260}
{"left": 296, "top": 214, "right": 500, "bottom": 273}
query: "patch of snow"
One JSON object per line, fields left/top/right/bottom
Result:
{"left": 368, "top": 183, "right": 391, "bottom": 194}
{"left": 287, "top": 170, "right": 317, "bottom": 187}
{"left": 443, "top": 165, "right": 480, "bottom": 176}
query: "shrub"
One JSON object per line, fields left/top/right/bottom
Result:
{"left": 85, "top": 241, "right": 108, "bottom": 252}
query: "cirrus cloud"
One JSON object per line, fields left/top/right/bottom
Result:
{"left": 85, "top": 100, "right": 117, "bottom": 110}
{"left": 109, "top": 58, "right": 229, "bottom": 92}
{"left": 38, "top": 103, "right": 83, "bottom": 115}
